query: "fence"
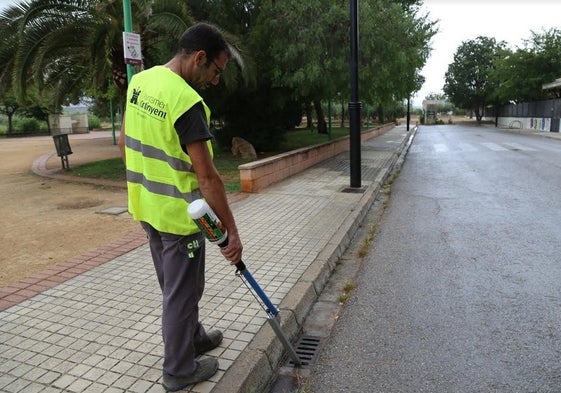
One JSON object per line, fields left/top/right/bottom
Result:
{"left": 484, "top": 98, "right": 561, "bottom": 132}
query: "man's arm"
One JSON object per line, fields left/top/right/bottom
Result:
{"left": 186, "top": 139, "right": 243, "bottom": 264}
{"left": 118, "top": 114, "right": 126, "bottom": 163}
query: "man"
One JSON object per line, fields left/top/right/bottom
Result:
{"left": 118, "top": 23, "right": 243, "bottom": 392}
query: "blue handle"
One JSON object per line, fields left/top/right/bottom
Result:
{"left": 218, "top": 237, "right": 279, "bottom": 316}
{"left": 236, "top": 261, "right": 279, "bottom": 316}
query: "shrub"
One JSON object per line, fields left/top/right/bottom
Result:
{"left": 14, "top": 117, "right": 41, "bottom": 133}
{"left": 88, "top": 115, "right": 101, "bottom": 130}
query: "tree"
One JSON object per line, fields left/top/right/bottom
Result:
{"left": 1, "top": 0, "right": 435, "bottom": 147}
{"left": 425, "top": 92, "right": 446, "bottom": 101}
{"left": 256, "top": 0, "right": 348, "bottom": 134}
{"left": 443, "top": 36, "right": 505, "bottom": 123}
{"left": 491, "top": 28, "right": 561, "bottom": 104}
{"left": 251, "top": 0, "right": 436, "bottom": 131}
{"left": 181, "top": 0, "right": 297, "bottom": 151}
{"left": 0, "top": 3, "right": 24, "bottom": 133}
{"left": 359, "top": 0, "right": 436, "bottom": 122}
{"left": 0, "top": 92, "right": 19, "bottom": 135}
{"left": 1, "top": 0, "right": 193, "bottom": 112}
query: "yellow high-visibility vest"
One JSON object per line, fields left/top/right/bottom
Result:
{"left": 124, "top": 65, "right": 213, "bottom": 235}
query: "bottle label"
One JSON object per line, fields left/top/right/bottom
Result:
{"left": 193, "top": 213, "right": 226, "bottom": 242}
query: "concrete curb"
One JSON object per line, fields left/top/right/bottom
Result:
{"left": 214, "top": 126, "right": 418, "bottom": 393}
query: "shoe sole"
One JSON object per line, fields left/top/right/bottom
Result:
{"left": 163, "top": 359, "right": 219, "bottom": 391}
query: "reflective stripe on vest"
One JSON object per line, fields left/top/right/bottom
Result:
{"left": 126, "top": 134, "right": 194, "bottom": 173}
{"left": 125, "top": 169, "right": 203, "bottom": 202}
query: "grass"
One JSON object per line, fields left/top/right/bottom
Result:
{"left": 68, "top": 158, "right": 127, "bottom": 181}
{"left": 339, "top": 282, "right": 356, "bottom": 304}
{"left": 68, "top": 126, "right": 355, "bottom": 192}
{"left": 280, "top": 126, "right": 349, "bottom": 150}
{"left": 213, "top": 154, "right": 255, "bottom": 192}
{"left": 357, "top": 219, "right": 380, "bottom": 258}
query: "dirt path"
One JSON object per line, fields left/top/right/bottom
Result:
{"left": 0, "top": 132, "right": 140, "bottom": 287}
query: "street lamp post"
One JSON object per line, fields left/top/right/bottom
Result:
{"left": 407, "top": 96, "right": 411, "bottom": 131}
{"left": 349, "top": 0, "right": 361, "bottom": 188}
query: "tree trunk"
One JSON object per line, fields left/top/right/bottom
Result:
{"left": 7, "top": 114, "right": 13, "bottom": 135}
{"left": 377, "top": 105, "right": 384, "bottom": 125}
{"left": 314, "top": 100, "right": 327, "bottom": 134}
{"left": 340, "top": 102, "right": 345, "bottom": 128}
{"left": 474, "top": 106, "right": 483, "bottom": 124}
{"left": 5, "top": 105, "right": 17, "bottom": 135}
{"left": 305, "top": 102, "right": 314, "bottom": 129}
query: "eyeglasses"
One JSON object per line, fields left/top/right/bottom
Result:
{"left": 211, "top": 60, "right": 224, "bottom": 77}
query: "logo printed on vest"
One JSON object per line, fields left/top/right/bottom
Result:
{"left": 131, "top": 88, "right": 141, "bottom": 105}
{"left": 186, "top": 239, "right": 200, "bottom": 259}
{"left": 129, "top": 88, "right": 168, "bottom": 120}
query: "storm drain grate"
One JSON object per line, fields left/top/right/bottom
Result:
{"left": 289, "top": 335, "right": 323, "bottom": 367}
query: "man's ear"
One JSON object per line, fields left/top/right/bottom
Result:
{"left": 194, "top": 50, "right": 207, "bottom": 66}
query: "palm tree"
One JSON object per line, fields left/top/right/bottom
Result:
{"left": 1, "top": 0, "right": 193, "bottom": 111}
{"left": 0, "top": 5, "right": 25, "bottom": 133}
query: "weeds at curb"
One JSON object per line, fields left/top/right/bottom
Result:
{"left": 357, "top": 221, "right": 378, "bottom": 258}
{"left": 339, "top": 282, "right": 356, "bottom": 304}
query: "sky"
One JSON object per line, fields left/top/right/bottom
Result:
{"left": 1, "top": 0, "right": 560, "bottom": 108}
{"left": 415, "top": 0, "right": 561, "bottom": 107}
{"left": 0, "top": 0, "right": 14, "bottom": 10}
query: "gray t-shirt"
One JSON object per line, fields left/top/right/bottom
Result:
{"left": 174, "top": 102, "right": 213, "bottom": 153}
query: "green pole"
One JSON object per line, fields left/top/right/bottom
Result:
{"left": 123, "top": 0, "right": 134, "bottom": 83}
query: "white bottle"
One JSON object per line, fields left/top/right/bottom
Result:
{"left": 188, "top": 199, "right": 228, "bottom": 245}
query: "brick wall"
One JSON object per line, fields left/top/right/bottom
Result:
{"left": 239, "top": 123, "right": 394, "bottom": 193}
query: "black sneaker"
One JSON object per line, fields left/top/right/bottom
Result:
{"left": 162, "top": 358, "right": 219, "bottom": 392}
{"left": 195, "top": 329, "right": 223, "bottom": 356}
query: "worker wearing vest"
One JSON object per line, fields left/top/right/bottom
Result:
{"left": 119, "top": 23, "right": 243, "bottom": 392}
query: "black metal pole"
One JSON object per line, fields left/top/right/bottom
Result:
{"left": 407, "top": 96, "right": 411, "bottom": 131}
{"left": 349, "top": 0, "right": 361, "bottom": 188}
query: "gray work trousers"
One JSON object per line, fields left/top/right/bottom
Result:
{"left": 141, "top": 222, "right": 207, "bottom": 376}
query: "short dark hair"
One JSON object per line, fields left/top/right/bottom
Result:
{"left": 177, "top": 23, "right": 231, "bottom": 62}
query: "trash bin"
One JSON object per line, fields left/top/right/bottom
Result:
{"left": 52, "top": 133, "right": 73, "bottom": 169}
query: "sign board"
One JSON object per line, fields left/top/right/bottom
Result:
{"left": 123, "top": 32, "right": 142, "bottom": 65}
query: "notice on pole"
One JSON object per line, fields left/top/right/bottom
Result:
{"left": 123, "top": 32, "right": 142, "bottom": 66}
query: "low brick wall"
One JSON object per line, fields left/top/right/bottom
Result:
{"left": 239, "top": 123, "right": 395, "bottom": 193}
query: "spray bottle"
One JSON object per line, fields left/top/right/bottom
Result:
{"left": 188, "top": 199, "right": 228, "bottom": 247}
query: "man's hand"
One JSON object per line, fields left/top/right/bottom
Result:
{"left": 220, "top": 232, "right": 243, "bottom": 265}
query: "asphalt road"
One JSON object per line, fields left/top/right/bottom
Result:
{"left": 309, "top": 124, "right": 561, "bottom": 393}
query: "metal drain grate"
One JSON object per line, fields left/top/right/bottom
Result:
{"left": 289, "top": 335, "right": 323, "bottom": 367}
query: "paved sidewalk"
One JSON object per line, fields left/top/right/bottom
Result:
{"left": 0, "top": 125, "right": 415, "bottom": 393}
